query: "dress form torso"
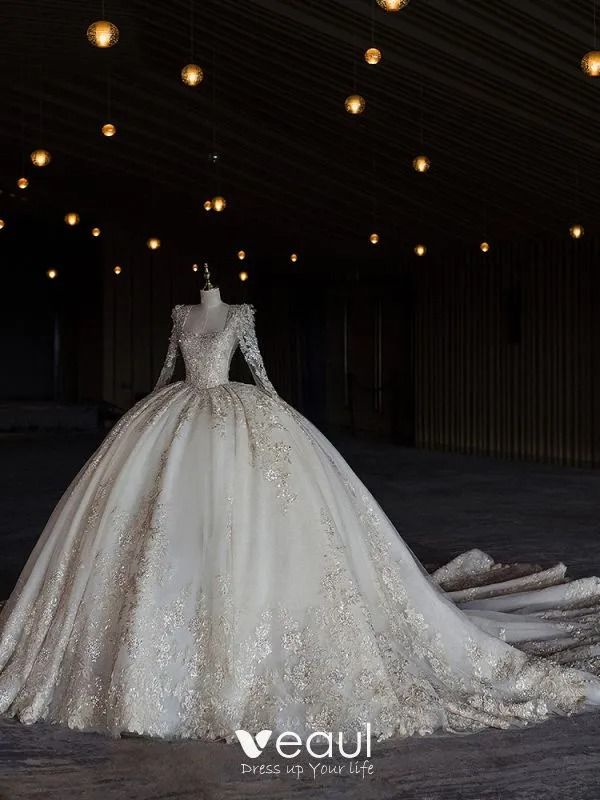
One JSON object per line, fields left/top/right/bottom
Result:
{"left": 182, "top": 288, "right": 230, "bottom": 336}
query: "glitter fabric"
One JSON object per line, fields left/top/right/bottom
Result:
{"left": 2, "top": 304, "right": 600, "bottom": 740}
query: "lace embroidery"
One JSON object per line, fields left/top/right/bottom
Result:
{"left": 235, "top": 304, "right": 278, "bottom": 398}
{"left": 2, "top": 297, "right": 600, "bottom": 741}
{"left": 239, "top": 388, "right": 296, "bottom": 512}
{"left": 154, "top": 305, "right": 183, "bottom": 391}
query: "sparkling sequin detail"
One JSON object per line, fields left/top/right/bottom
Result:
{"left": 2, "top": 304, "right": 600, "bottom": 740}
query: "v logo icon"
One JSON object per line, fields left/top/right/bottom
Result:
{"left": 235, "top": 729, "right": 273, "bottom": 759}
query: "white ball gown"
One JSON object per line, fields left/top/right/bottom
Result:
{"left": 2, "top": 301, "right": 600, "bottom": 740}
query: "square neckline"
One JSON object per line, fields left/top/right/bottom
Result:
{"left": 178, "top": 303, "right": 238, "bottom": 340}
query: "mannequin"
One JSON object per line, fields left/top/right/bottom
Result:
{"left": 183, "top": 264, "right": 230, "bottom": 335}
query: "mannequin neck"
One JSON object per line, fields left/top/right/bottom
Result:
{"left": 200, "top": 287, "right": 222, "bottom": 308}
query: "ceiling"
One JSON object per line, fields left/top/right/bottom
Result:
{"left": 1, "top": 0, "right": 599, "bottom": 260}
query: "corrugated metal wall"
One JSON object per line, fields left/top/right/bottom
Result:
{"left": 103, "top": 238, "right": 600, "bottom": 468}
{"left": 413, "top": 240, "right": 600, "bottom": 467}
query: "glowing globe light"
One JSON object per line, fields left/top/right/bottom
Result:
{"left": 102, "top": 122, "right": 117, "bottom": 137}
{"left": 91, "top": 227, "right": 101, "bottom": 237}
{"left": 370, "top": 232, "right": 380, "bottom": 244}
{"left": 203, "top": 200, "right": 212, "bottom": 211}
{"left": 147, "top": 237, "right": 161, "bottom": 250}
{"left": 47, "top": 269, "right": 58, "bottom": 279}
{"left": 31, "top": 149, "right": 51, "bottom": 168}
{"left": 581, "top": 51, "right": 600, "bottom": 76}
{"left": 569, "top": 223, "right": 584, "bottom": 239}
{"left": 113, "top": 265, "right": 122, "bottom": 275}
{"left": 0, "top": 219, "right": 5, "bottom": 230}
{"left": 181, "top": 64, "right": 204, "bottom": 86}
{"left": 413, "top": 155, "right": 431, "bottom": 173}
{"left": 17, "top": 177, "right": 29, "bottom": 189}
{"left": 480, "top": 241, "right": 490, "bottom": 253}
{"left": 239, "top": 270, "right": 249, "bottom": 282}
{"left": 376, "top": 0, "right": 410, "bottom": 10}
{"left": 87, "top": 20, "right": 119, "bottom": 48}
{"left": 345, "top": 94, "right": 366, "bottom": 115}
{"left": 237, "top": 250, "right": 246, "bottom": 260}
{"left": 290, "top": 253, "right": 298, "bottom": 263}
{"left": 192, "top": 263, "right": 199, "bottom": 272}
{"left": 212, "top": 195, "right": 226, "bottom": 212}
{"left": 364, "top": 47, "right": 382, "bottom": 65}
{"left": 414, "top": 243, "right": 427, "bottom": 256}
{"left": 65, "top": 212, "right": 80, "bottom": 226}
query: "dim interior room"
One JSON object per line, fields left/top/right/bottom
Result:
{"left": 2, "top": 1, "right": 600, "bottom": 799}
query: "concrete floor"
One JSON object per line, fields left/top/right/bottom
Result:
{"left": 2, "top": 431, "right": 600, "bottom": 799}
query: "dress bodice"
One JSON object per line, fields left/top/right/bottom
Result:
{"left": 178, "top": 305, "right": 239, "bottom": 389}
{"left": 153, "top": 303, "right": 277, "bottom": 397}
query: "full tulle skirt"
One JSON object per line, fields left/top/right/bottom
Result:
{"left": 2, "top": 381, "right": 600, "bottom": 740}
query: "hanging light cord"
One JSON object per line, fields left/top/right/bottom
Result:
{"left": 20, "top": 57, "right": 26, "bottom": 172}
{"left": 212, "top": 45, "right": 217, "bottom": 152}
{"left": 483, "top": 189, "right": 488, "bottom": 240}
{"left": 370, "top": 0, "right": 375, "bottom": 45}
{"left": 211, "top": 35, "right": 221, "bottom": 193}
{"left": 37, "top": 0, "right": 44, "bottom": 140}
{"left": 106, "top": 65, "right": 112, "bottom": 119}
{"left": 370, "top": 118, "right": 377, "bottom": 225}
{"left": 419, "top": 83, "right": 425, "bottom": 147}
{"left": 190, "top": 0, "right": 195, "bottom": 61}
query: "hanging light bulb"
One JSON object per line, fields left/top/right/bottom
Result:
{"left": 30, "top": 149, "right": 51, "bottom": 168}
{"left": 237, "top": 250, "right": 246, "bottom": 260}
{"left": 113, "top": 265, "right": 122, "bottom": 275}
{"left": 569, "top": 223, "right": 585, "bottom": 239}
{"left": 290, "top": 253, "right": 298, "bottom": 263}
{"left": 17, "top": 177, "right": 29, "bottom": 189}
{"left": 369, "top": 232, "right": 380, "bottom": 244}
{"left": 192, "top": 263, "right": 199, "bottom": 272}
{"left": 480, "top": 241, "right": 490, "bottom": 253}
{"left": 413, "top": 155, "right": 431, "bottom": 173}
{"left": 87, "top": 20, "right": 119, "bottom": 48}
{"left": 203, "top": 199, "right": 212, "bottom": 211}
{"left": 414, "top": 244, "right": 427, "bottom": 256}
{"left": 102, "top": 122, "right": 117, "bottom": 137}
{"left": 64, "top": 212, "right": 80, "bottom": 226}
{"left": 46, "top": 268, "right": 58, "bottom": 279}
{"left": 239, "top": 270, "right": 249, "bottom": 282}
{"left": 364, "top": 47, "right": 382, "bottom": 65}
{"left": 376, "top": 0, "right": 410, "bottom": 10}
{"left": 581, "top": 51, "right": 600, "bottom": 76}
{"left": 345, "top": 94, "right": 366, "bottom": 115}
{"left": 91, "top": 227, "right": 101, "bottom": 237}
{"left": 212, "top": 196, "right": 226, "bottom": 212}
{"left": 181, "top": 64, "right": 204, "bottom": 86}
{"left": 0, "top": 219, "right": 5, "bottom": 230}
{"left": 147, "top": 237, "right": 161, "bottom": 250}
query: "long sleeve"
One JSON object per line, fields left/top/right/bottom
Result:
{"left": 154, "top": 305, "right": 181, "bottom": 391}
{"left": 236, "top": 304, "right": 278, "bottom": 398}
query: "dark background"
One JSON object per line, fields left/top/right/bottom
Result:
{"left": 1, "top": 0, "right": 600, "bottom": 466}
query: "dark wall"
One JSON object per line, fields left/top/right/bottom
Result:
{"left": 313, "top": 239, "right": 599, "bottom": 468}
{"left": 413, "top": 239, "right": 600, "bottom": 467}
{"left": 0, "top": 213, "right": 103, "bottom": 403}
{"left": 101, "top": 235, "right": 600, "bottom": 468}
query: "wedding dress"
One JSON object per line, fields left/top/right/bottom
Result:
{"left": 2, "top": 301, "right": 600, "bottom": 741}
